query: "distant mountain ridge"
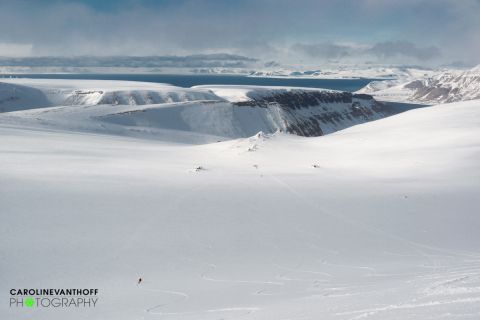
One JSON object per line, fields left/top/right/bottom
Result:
{"left": 0, "top": 54, "right": 257, "bottom": 68}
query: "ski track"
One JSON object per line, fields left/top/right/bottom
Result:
{"left": 143, "top": 288, "right": 190, "bottom": 313}
{"left": 338, "top": 297, "right": 480, "bottom": 320}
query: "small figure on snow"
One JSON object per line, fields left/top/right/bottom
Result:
{"left": 137, "top": 277, "right": 142, "bottom": 285}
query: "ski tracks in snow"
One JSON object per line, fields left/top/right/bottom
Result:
{"left": 143, "top": 288, "right": 190, "bottom": 313}
{"left": 334, "top": 258, "right": 480, "bottom": 320}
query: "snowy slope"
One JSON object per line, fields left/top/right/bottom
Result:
{"left": 358, "top": 65, "right": 480, "bottom": 104}
{"left": 1, "top": 99, "right": 480, "bottom": 320}
{"left": 0, "top": 79, "right": 394, "bottom": 141}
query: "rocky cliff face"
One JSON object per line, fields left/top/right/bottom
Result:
{"left": 231, "top": 89, "right": 393, "bottom": 136}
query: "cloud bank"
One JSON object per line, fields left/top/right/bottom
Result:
{"left": 0, "top": 0, "right": 478, "bottom": 66}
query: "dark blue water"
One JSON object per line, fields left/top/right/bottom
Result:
{"left": 0, "top": 74, "right": 379, "bottom": 92}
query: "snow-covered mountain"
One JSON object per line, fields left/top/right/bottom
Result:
{"left": 358, "top": 65, "right": 480, "bottom": 104}
{"left": 0, "top": 79, "right": 394, "bottom": 141}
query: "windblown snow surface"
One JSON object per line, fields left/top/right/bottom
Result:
{"left": 1, "top": 79, "right": 480, "bottom": 320}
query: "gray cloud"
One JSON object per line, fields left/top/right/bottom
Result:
{"left": 290, "top": 41, "right": 441, "bottom": 64}
{"left": 367, "top": 41, "right": 441, "bottom": 61}
{"left": 292, "top": 43, "right": 353, "bottom": 59}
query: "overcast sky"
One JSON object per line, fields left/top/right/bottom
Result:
{"left": 0, "top": 0, "right": 479, "bottom": 66}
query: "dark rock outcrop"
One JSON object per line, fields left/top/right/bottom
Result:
{"left": 232, "top": 90, "right": 393, "bottom": 136}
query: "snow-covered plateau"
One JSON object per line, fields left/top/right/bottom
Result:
{"left": 1, "top": 79, "right": 480, "bottom": 320}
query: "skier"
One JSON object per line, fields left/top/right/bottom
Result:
{"left": 137, "top": 277, "right": 142, "bottom": 285}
